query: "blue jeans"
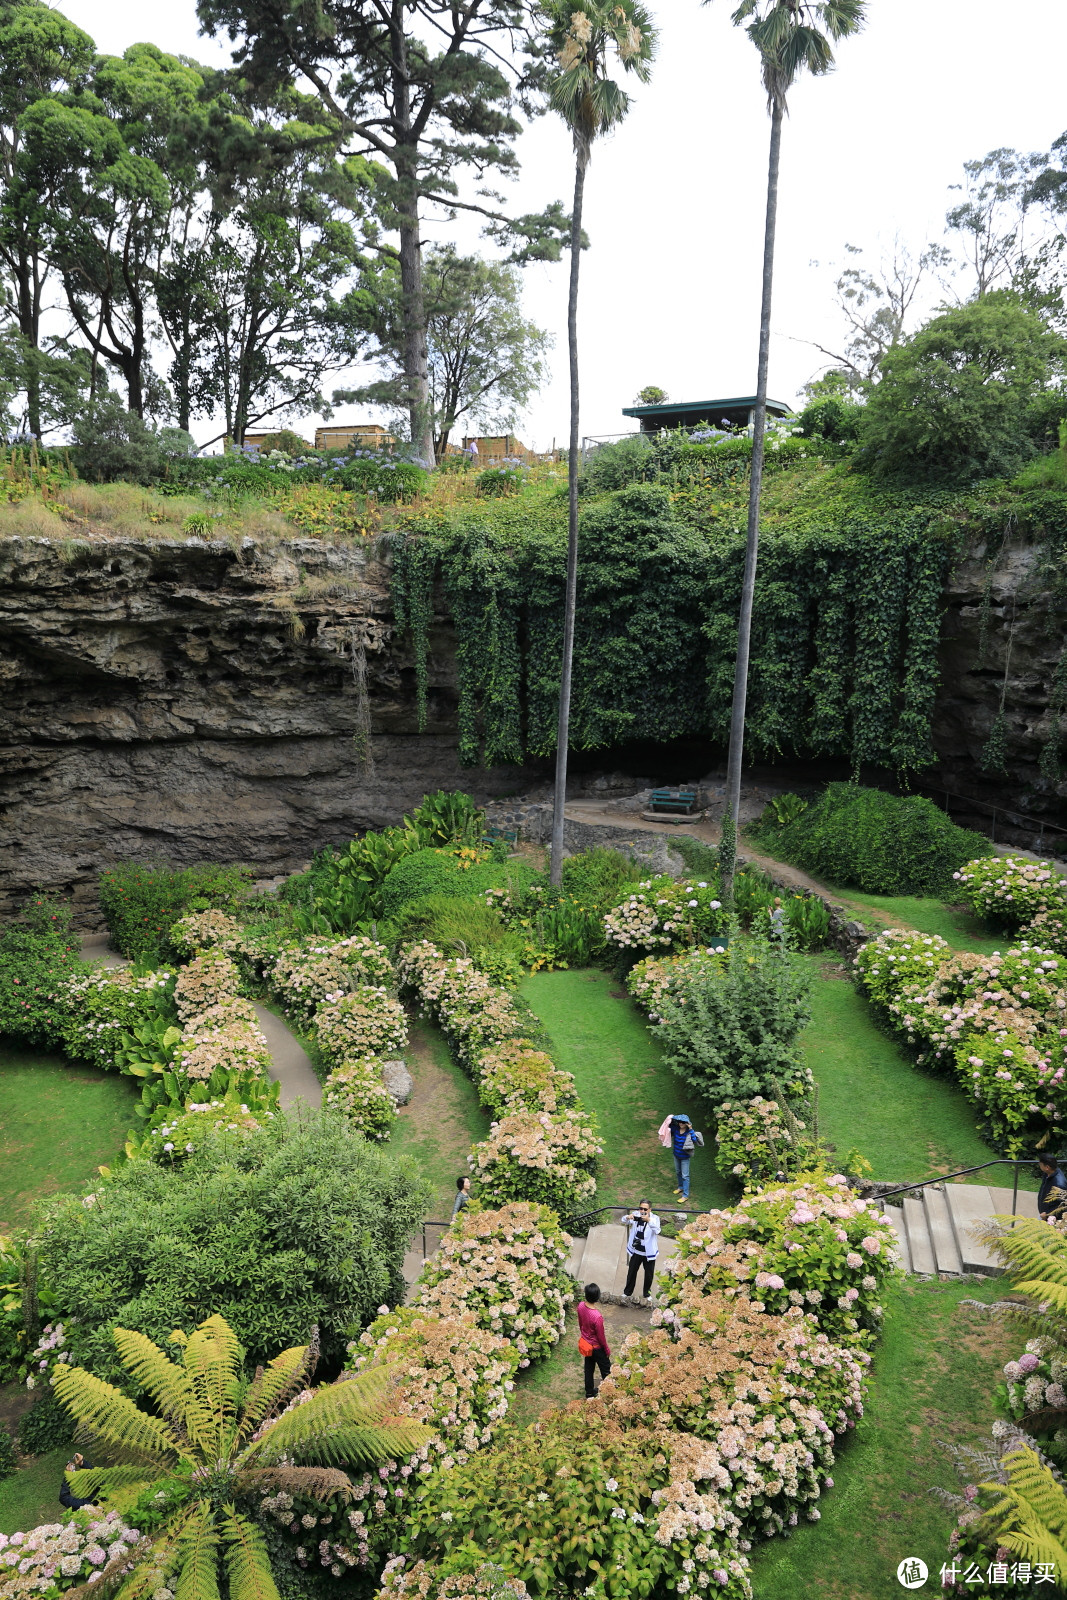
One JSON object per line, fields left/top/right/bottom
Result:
{"left": 674, "top": 1153, "right": 691, "bottom": 1197}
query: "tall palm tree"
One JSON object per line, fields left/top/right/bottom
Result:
{"left": 545, "top": 0, "right": 657, "bottom": 886}
{"left": 718, "top": 0, "right": 866, "bottom": 894}
{"left": 52, "top": 1313, "right": 428, "bottom": 1600}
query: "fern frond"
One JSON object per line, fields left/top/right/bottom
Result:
{"left": 238, "top": 1467, "right": 354, "bottom": 1502}
{"left": 978, "top": 1446, "right": 1067, "bottom": 1572}
{"left": 249, "top": 1365, "right": 429, "bottom": 1467}
{"left": 67, "top": 1466, "right": 162, "bottom": 1499}
{"left": 183, "top": 1316, "right": 243, "bottom": 1455}
{"left": 52, "top": 1365, "right": 180, "bottom": 1465}
{"left": 220, "top": 1509, "right": 283, "bottom": 1600}
{"left": 174, "top": 1501, "right": 220, "bottom": 1600}
{"left": 112, "top": 1328, "right": 196, "bottom": 1443}
{"left": 237, "top": 1346, "right": 313, "bottom": 1442}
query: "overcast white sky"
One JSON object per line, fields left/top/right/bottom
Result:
{"left": 57, "top": 0, "right": 1067, "bottom": 452}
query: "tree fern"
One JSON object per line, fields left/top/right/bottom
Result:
{"left": 220, "top": 1510, "right": 282, "bottom": 1600}
{"left": 111, "top": 1328, "right": 197, "bottom": 1440}
{"left": 237, "top": 1346, "right": 314, "bottom": 1442}
{"left": 250, "top": 1362, "right": 403, "bottom": 1461}
{"left": 67, "top": 1466, "right": 162, "bottom": 1499}
{"left": 181, "top": 1316, "right": 244, "bottom": 1454}
{"left": 52, "top": 1366, "right": 180, "bottom": 1464}
{"left": 175, "top": 1503, "right": 220, "bottom": 1600}
{"left": 980, "top": 1447, "right": 1067, "bottom": 1571}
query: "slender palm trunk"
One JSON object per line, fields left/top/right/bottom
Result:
{"left": 549, "top": 155, "right": 586, "bottom": 887}
{"left": 722, "top": 99, "right": 782, "bottom": 892}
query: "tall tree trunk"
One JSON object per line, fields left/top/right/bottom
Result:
{"left": 549, "top": 155, "right": 586, "bottom": 887}
{"left": 721, "top": 100, "right": 782, "bottom": 893}
{"left": 391, "top": 20, "right": 433, "bottom": 468}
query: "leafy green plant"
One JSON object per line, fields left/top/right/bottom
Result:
{"left": 411, "top": 789, "right": 485, "bottom": 846}
{"left": 99, "top": 861, "right": 254, "bottom": 960}
{"left": 765, "top": 792, "right": 808, "bottom": 827}
{"left": 36, "top": 1113, "right": 430, "bottom": 1376}
{"left": 476, "top": 465, "right": 523, "bottom": 497}
{"left": 751, "top": 782, "right": 993, "bottom": 897}
{"left": 784, "top": 893, "right": 832, "bottom": 951}
{"left": 52, "top": 1313, "right": 429, "bottom": 1600}
{"left": 0, "top": 894, "right": 81, "bottom": 1047}
{"left": 0, "top": 1426, "right": 15, "bottom": 1481}
{"left": 17, "top": 1389, "right": 75, "bottom": 1456}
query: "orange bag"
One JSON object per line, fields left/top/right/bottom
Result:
{"left": 578, "top": 1335, "right": 595, "bottom": 1357}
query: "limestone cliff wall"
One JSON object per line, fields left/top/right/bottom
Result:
{"left": 1, "top": 526, "right": 1065, "bottom": 922}
{"left": 0, "top": 534, "right": 539, "bottom": 920}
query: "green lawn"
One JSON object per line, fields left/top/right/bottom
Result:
{"left": 749, "top": 1274, "right": 1016, "bottom": 1600}
{"left": 520, "top": 969, "right": 730, "bottom": 1213}
{"left": 0, "top": 1043, "right": 140, "bottom": 1233}
{"left": 827, "top": 888, "right": 1005, "bottom": 955}
{"left": 0, "top": 1447, "right": 69, "bottom": 1535}
{"left": 390, "top": 1017, "right": 488, "bottom": 1220}
{"left": 802, "top": 956, "right": 1037, "bottom": 1189}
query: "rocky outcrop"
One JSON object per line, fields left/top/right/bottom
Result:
{"left": 1, "top": 524, "right": 1065, "bottom": 924}
{"left": 0, "top": 534, "right": 539, "bottom": 921}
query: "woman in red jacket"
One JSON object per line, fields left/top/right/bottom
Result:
{"left": 577, "top": 1282, "right": 611, "bottom": 1398}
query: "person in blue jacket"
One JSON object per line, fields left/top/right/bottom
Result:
{"left": 1038, "top": 1154, "right": 1067, "bottom": 1220}
{"left": 670, "top": 1113, "right": 704, "bottom": 1200}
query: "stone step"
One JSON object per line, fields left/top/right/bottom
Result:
{"left": 566, "top": 1223, "right": 678, "bottom": 1303}
{"left": 924, "top": 1185, "right": 963, "bottom": 1275}
{"left": 987, "top": 1185, "right": 1040, "bottom": 1220}
{"left": 881, "top": 1203, "right": 911, "bottom": 1273}
{"left": 903, "top": 1194, "right": 937, "bottom": 1275}
{"left": 944, "top": 1185, "right": 1001, "bottom": 1272}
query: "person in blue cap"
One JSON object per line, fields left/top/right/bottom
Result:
{"left": 669, "top": 1113, "right": 703, "bottom": 1200}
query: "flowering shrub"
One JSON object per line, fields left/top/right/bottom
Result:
{"left": 475, "top": 1041, "right": 578, "bottom": 1118}
{"left": 0, "top": 1509, "right": 143, "bottom": 1599}
{"left": 714, "top": 1097, "right": 821, "bottom": 1189}
{"left": 393, "top": 1406, "right": 753, "bottom": 1600}
{"left": 1027, "top": 908, "right": 1067, "bottom": 957}
{"left": 660, "top": 1178, "right": 900, "bottom": 1348}
{"left": 627, "top": 949, "right": 728, "bottom": 1022}
{"left": 998, "top": 1338, "right": 1067, "bottom": 1454}
{"left": 174, "top": 998, "right": 271, "bottom": 1084}
{"left": 852, "top": 928, "right": 951, "bottom": 1012}
{"left": 604, "top": 878, "right": 726, "bottom": 954}
{"left": 21, "top": 1320, "right": 73, "bottom": 1393}
{"left": 955, "top": 1034, "right": 1064, "bottom": 1154}
{"left": 413, "top": 1203, "right": 573, "bottom": 1365}
{"left": 378, "top": 1556, "right": 530, "bottom": 1600}
{"left": 58, "top": 968, "right": 175, "bottom": 1072}
{"left": 954, "top": 855, "right": 1067, "bottom": 930}
{"left": 315, "top": 987, "right": 408, "bottom": 1065}
{"left": 602, "top": 1292, "right": 867, "bottom": 1539}
{"left": 469, "top": 1109, "right": 601, "bottom": 1216}
{"left": 347, "top": 1306, "right": 519, "bottom": 1469}
{"left": 323, "top": 1057, "right": 397, "bottom": 1139}
{"left": 136, "top": 1095, "right": 276, "bottom": 1162}
{"left": 173, "top": 951, "right": 242, "bottom": 1021}
{"left": 270, "top": 935, "right": 394, "bottom": 1025}
{"left": 398, "top": 943, "right": 526, "bottom": 1071}
{"left": 167, "top": 909, "right": 245, "bottom": 959}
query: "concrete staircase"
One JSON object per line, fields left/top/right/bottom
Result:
{"left": 565, "top": 1223, "right": 678, "bottom": 1303}
{"left": 878, "top": 1184, "right": 1039, "bottom": 1276}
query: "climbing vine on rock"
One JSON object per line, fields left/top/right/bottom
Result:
{"left": 389, "top": 482, "right": 970, "bottom": 772}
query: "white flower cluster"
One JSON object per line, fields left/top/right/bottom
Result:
{"left": 0, "top": 1509, "right": 143, "bottom": 1600}
{"left": 167, "top": 909, "right": 246, "bottom": 960}
{"left": 270, "top": 935, "right": 394, "bottom": 1026}
{"left": 58, "top": 968, "right": 175, "bottom": 1071}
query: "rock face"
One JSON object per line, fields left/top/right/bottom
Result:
{"left": 1, "top": 525, "right": 1065, "bottom": 923}
{"left": 0, "top": 534, "right": 539, "bottom": 921}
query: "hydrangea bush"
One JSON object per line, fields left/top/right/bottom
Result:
{"left": 469, "top": 1109, "right": 601, "bottom": 1217}
{"left": 852, "top": 928, "right": 951, "bottom": 1012}
{"left": 173, "top": 951, "right": 242, "bottom": 1021}
{"left": 315, "top": 987, "right": 408, "bottom": 1066}
{"left": 627, "top": 950, "right": 728, "bottom": 1023}
{"left": 398, "top": 944, "right": 526, "bottom": 1071}
{"left": 322, "top": 1057, "right": 397, "bottom": 1140}
{"left": 167, "top": 909, "right": 246, "bottom": 960}
{"left": 713, "top": 1097, "right": 819, "bottom": 1190}
{"left": 58, "top": 968, "right": 175, "bottom": 1072}
{"left": 392, "top": 1406, "right": 753, "bottom": 1600}
{"left": 475, "top": 1042, "right": 578, "bottom": 1118}
{"left": 270, "top": 935, "right": 394, "bottom": 1025}
{"left": 174, "top": 998, "right": 272, "bottom": 1084}
{"left": 954, "top": 856, "right": 1067, "bottom": 930}
{"left": 660, "top": 1178, "right": 900, "bottom": 1349}
{"left": 0, "top": 1509, "right": 143, "bottom": 1600}
{"left": 378, "top": 1556, "right": 530, "bottom": 1600}
{"left": 602, "top": 1292, "right": 867, "bottom": 1539}
{"left": 413, "top": 1203, "right": 573, "bottom": 1366}
{"left": 604, "top": 878, "right": 726, "bottom": 954}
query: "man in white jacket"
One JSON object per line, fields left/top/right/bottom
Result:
{"left": 621, "top": 1199, "right": 661, "bottom": 1305}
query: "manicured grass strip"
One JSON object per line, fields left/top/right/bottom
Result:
{"left": 519, "top": 969, "right": 730, "bottom": 1213}
{"left": 827, "top": 889, "right": 1005, "bottom": 955}
{"left": 390, "top": 1017, "right": 488, "bottom": 1220}
{"left": 0, "top": 1045, "right": 140, "bottom": 1233}
{"left": 749, "top": 1275, "right": 1017, "bottom": 1600}
{"left": 801, "top": 957, "right": 1036, "bottom": 1189}
{"left": 0, "top": 1448, "right": 70, "bottom": 1536}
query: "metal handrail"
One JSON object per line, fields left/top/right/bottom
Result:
{"left": 877, "top": 1157, "right": 1053, "bottom": 1218}
{"left": 565, "top": 1202, "right": 706, "bottom": 1233}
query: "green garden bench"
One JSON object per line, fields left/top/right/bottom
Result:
{"left": 482, "top": 824, "right": 519, "bottom": 844}
{"left": 650, "top": 787, "right": 698, "bottom": 815}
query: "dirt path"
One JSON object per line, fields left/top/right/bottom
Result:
{"left": 563, "top": 800, "right": 903, "bottom": 931}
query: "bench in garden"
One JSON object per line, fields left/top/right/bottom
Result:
{"left": 649, "top": 787, "right": 698, "bottom": 816}
{"left": 482, "top": 824, "right": 519, "bottom": 844}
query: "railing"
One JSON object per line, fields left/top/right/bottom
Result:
{"left": 877, "top": 1157, "right": 1050, "bottom": 1218}
{"left": 564, "top": 1202, "right": 706, "bottom": 1237}
{"left": 911, "top": 782, "right": 1067, "bottom": 852}
{"left": 412, "top": 1220, "right": 451, "bottom": 1262}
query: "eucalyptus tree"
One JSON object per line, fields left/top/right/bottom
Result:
{"left": 196, "top": 0, "right": 571, "bottom": 466}
{"left": 543, "top": 0, "right": 656, "bottom": 887}
{"left": 717, "top": 0, "right": 865, "bottom": 893}
{"left": 0, "top": 0, "right": 94, "bottom": 436}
